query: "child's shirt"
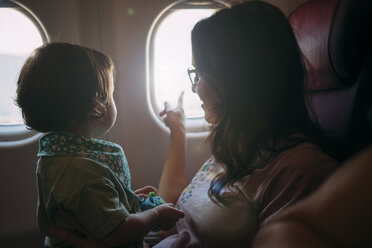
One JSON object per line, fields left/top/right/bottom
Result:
{"left": 36, "top": 131, "right": 141, "bottom": 247}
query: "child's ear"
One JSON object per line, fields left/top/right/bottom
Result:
{"left": 89, "top": 98, "right": 107, "bottom": 119}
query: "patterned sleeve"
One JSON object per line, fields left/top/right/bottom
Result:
{"left": 52, "top": 158, "right": 129, "bottom": 240}
{"left": 257, "top": 146, "right": 338, "bottom": 228}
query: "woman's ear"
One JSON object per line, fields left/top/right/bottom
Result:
{"left": 89, "top": 98, "right": 107, "bottom": 119}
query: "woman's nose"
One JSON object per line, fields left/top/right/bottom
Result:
{"left": 192, "top": 84, "right": 197, "bottom": 93}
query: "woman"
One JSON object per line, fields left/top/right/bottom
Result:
{"left": 154, "top": 2, "right": 337, "bottom": 247}
{"left": 51, "top": 2, "right": 338, "bottom": 247}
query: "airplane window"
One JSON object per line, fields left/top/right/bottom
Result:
{"left": 147, "top": 1, "right": 228, "bottom": 133}
{"left": 0, "top": 1, "right": 48, "bottom": 145}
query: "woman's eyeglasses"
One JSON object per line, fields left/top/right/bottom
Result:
{"left": 187, "top": 67, "right": 199, "bottom": 93}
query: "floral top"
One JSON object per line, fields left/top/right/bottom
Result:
{"left": 154, "top": 142, "right": 338, "bottom": 248}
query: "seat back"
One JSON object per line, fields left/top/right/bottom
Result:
{"left": 289, "top": 0, "right": 372, "bottom": 160}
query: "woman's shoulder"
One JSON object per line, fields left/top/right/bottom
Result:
{"left": 271, "top": 142, "right": 339, "bottom": 176}
{"left": 278, "top": 142, "right": 336, "bottom": 162}
{"left": 244, "top": 142, "right": 339, "bottom": 227}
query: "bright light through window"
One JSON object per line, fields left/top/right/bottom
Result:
{"left": 153, "top": 9, "right": 215, "bottom": 119}
{"left": 0, "top": 8, "right": 44, "bottom": 125}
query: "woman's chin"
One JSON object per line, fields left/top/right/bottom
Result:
{"left": 202, "top": 105, "right": 218, "bottom": 124}
{"left": 204, "top": 114, "right": 216, "bottom": 124}
{"left": 202, "top": 108, "right": 210, "bottom": 123}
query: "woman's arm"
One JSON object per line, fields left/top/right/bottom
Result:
{"left": 158, "top": 92, "right": 187, "bottom": 203}
{"left": 253, "top": 146, "right": 372, "bottom": 247}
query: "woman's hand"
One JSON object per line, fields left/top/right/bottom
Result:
{"left": 159, "top": 91, "right": 185, "bottom": 134}
{"left": 134, "top": 185, "right": 158, "bottom": 199}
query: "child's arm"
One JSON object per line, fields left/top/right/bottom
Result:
{"left": 102, "top": 204, "right": 184, "bottom": 247}
{"left": 49, "top": 204, "right": 184, "bottom": 248}
{"left": 158, "top": 92, "right": 187, "bottom": 204}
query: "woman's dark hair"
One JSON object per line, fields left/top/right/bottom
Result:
{"left": 191, "top": 2, "right": 323, "bottom": 203}
{"left": 16, "top": 42, "right": 114, "bottom": 132}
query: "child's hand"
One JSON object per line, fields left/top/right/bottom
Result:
{"left": 154, "top": 204, "right": 185, "bottom": 231}
{"left": 135, "top": 185, "right": 158, "bottom": 199}
{"left": 159, "top": 91, "right": 185, "bottom": 134}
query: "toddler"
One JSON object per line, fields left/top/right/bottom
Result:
{"left": 15, "top": 42, "right": 184, "bottom": 248}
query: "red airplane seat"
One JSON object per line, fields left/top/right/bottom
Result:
{"left": 289, "top": 0, "right": 372, "bottom": 161}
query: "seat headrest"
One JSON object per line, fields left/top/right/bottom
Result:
{"left": 289, "top": 0, "right": 370, "bottom": 91}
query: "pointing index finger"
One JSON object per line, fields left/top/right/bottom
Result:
{"left": 177, "top": 91, "right": 184, "bottom": 108}
{"left": 164, "top": 101, "right": 170, "bottom": 111}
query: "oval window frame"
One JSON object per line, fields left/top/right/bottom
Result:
{"left": 0, "top": 0, "right": 49, "bottom": 147}
{"left": 146, "top": 0, "right": 229, "bottom": 136}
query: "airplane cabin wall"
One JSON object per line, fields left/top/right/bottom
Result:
{"left": 0, "top": 0, "right": 308, "bottom": 245}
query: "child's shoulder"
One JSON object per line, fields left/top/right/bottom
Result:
{"left": 39, "top": 155, "right": 107, "bottom": 167}
{"left": 38, "top": 156, "right": 112, "bottom": 186}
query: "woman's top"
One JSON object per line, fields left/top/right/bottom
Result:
{"left": 154, "top": 142, "right": 338, "bottom": 248}
{"left": 36, "top": 131, "right": 141, "bottom": 247}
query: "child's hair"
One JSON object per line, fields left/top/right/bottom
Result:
{"left": 16, "top": 42, "right": 115, "bottom": 132}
